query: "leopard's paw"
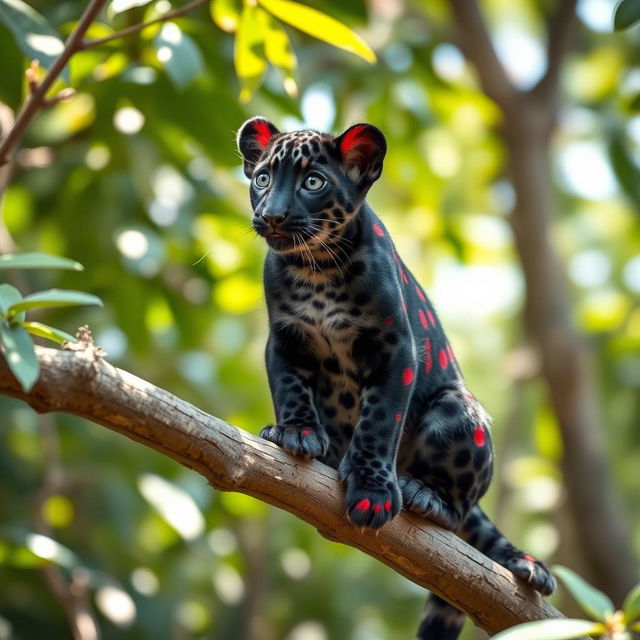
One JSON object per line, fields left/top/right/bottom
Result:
{"left": 500, "top": 552, "right": 556, "bottom": 596}
{"left": 339, "top": 457, "right": 401, "bottom": 529}
{"left": 259, "top": 424, "right": 329, "bottom": 459}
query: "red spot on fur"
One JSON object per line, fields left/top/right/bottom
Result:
{"left": 384, "top": 316, "right": 393, "bottom": 326}
{"left": 523, "top": 554, "right": 536, "bottom": 563}
{"left": 474, "top": 426, "right": 486, "bottom": 447}
{"left": 384, "top": 500, "right": 392, "bottom": 512}
{"left": 302, "top": 429, "right": 312, "bottom": 436}
{"left": 418, "top": 309, "right": 428, "bottom": 329}
{"left": 392, "top": 251, "right": 399, "bottom": 263}
{"left": 439, "top": 349, "right": 448, "bottom": 369}
{"left": 402, "top": 367, "right": 414, "bottom": 386}
{"left": 395, "top": 412, "right": 403, "bottom": 422}
{"left": 447, "top": 345, "right": 455, "bottom": 364}
{"left": 373, "top": 224, "right": 385, "bottom": 237}
{"left": 416, "top": 287, "right": 426, "bottom": 302}
{"left": 427, "top": 310, "right": 435, "bottom": 326}
{"left": 400, "top": 268, "right": 409, "bottom": 284}
{"left": 372, "top": 504, "right": 382, "bottom": 514}
{"left": 339, "top": 124, "right": 367, "bottom": 155}
{"left": 355, "top": 498, "right": 370, "bottom": 511}
{"left": 253, "top": 119, "right": 273, "bottom": 148}
{"left": 401, "top": 301, "right": 407, "bottom": 313}
{"left": 425, "top": 339, "right": 433, "bottom": 373}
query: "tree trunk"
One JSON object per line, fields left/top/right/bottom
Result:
{"left": 504, "top": 108, "right": 637, "bottom": 602}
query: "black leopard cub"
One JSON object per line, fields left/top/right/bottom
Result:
{"left": 237, "top": 117, "right": 555, "bottom": 640}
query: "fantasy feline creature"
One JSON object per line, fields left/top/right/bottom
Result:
{"left": 237, "top": 117, "right": 555, "bottom": 639}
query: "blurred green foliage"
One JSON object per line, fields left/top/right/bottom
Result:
{"left": 0, "top": 0, "right": 639, "bottom": 638}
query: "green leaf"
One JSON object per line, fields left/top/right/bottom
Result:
{"left": 7, "top": 289, "right": 103, "bottom": 317}
{"left": 154, "top": 22, "right": 204, "bottom": 90}
{"left": 211, "top": 0, "right": 241, "bottom": 33}
{"left": 491, "top": 618, "right": 605, "bottom": 640}
{"left": 608, "top": 135, "right": 640, "bottom": 211}
{"left": 0, "top": 320, "right": 39, "bottom": 392}
{"left": 258, "top": 0, "right": 376, "bottom": 63}
{"left": 0, "top": 252, "right": 84, "bottom": 271}
{"left": 261, "top": 9, "right": 297, "bottom": 96}
{"left": 623, "top": 581, "right": 640, "bottom": 623}
{"left": 234, "top": 5, "right": 268, "bottom": 103}
{"left": 614, "top": 0, "right": 640, "bottom": 30}
{"left": 628, "top": 93, "right": 640, "bottom": 111}
{"left": 0, "top": 0, "right": 68, "bottom": 79}
{"left": 553, "top": 565, "right": 615, "bottom": 620}
{"left": 0, "top": 283, "right": 22, "bottom": 315}
{"left": 21, "top": 321, "right": 76, "bottom": 345}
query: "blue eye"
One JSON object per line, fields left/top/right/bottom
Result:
{"left": 254, "top": 172, "right": 270, "bottom": 188}
{"left": 303, "top": 174, "right": 325, "bottom": 191}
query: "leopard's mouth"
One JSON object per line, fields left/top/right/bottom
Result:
{"left": 264, "top": 230, "right": 296, "bottom": 251}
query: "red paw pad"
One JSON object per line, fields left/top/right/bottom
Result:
{"left": 372, "top": 504, "right": 382, "bottom": 514}
{"left": 384, "top": 500, "right": 392, "bottom": 512}
{"left": 355, "top": 498, "right": 371, "bottom": 511}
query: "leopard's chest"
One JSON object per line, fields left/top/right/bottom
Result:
{"left": 275, "top": 277, "right": 367, "bottom": 430}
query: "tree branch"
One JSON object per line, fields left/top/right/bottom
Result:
{"left": 78, "top": 0, "right": 210, "bottom": 50}
{"left": 532, "top": 0, "right": 579, "bottom": 104}
{"left": 0, "top": 0, "right": 210, "bottom": 173}
{"left": 446, "top": 0, "right": 516, "bottom": 112}
{"left": 0, "top": 0, "right": 108, "bottom": 170}
{"left": 0, "top": 346, "right": 572, "bottom": 636}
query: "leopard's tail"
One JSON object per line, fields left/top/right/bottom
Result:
{"left": 415, "top": 506, "right": 556, "bottom": 639}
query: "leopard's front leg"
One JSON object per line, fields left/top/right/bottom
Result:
{"left": 261, "top": 328, "right": 329, "bottom": 459}
{"left": 338, "top": 328, "right": 416, "bottom": 529}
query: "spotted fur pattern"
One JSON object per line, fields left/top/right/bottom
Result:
{"left": 237, "top": 117, "right": 556, "bottom": 639}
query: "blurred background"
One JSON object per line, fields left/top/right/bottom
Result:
{"left": 0, "top": 0, "right": 639, "bottom": 638}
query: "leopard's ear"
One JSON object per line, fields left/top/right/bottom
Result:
{"left": 335, "top": 123, "right": 386, "bottom": 187}
{"left": 237, "top": 117, "right": 280, "bottom": 177}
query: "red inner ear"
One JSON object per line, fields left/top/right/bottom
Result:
{"left": 253, "top": 120, "right": 273, "bottom": 148}
{"left": 339, "top": 125, "right": 376, "bottom": 156}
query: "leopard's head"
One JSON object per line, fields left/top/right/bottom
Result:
{"left": 237, "top": 117, "right": 386, "bottom": 254}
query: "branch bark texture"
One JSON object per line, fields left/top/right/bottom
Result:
{"left": 0, "top": 346, "right": 568, "bottom": 637}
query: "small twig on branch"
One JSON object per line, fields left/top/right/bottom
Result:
{"left": 0, "top": 346, "right": 578, "bottom": 637}
{"left": 79, "top": 0, "right": 210, "bottom": 50}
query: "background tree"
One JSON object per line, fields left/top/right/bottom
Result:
{"left": 0, "top": 0, "right": 638, "bottom": 639}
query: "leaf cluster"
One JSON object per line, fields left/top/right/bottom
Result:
{"left": 0, "top": 254, "right": 101, "bottom": 391}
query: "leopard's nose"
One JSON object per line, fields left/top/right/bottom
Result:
{"left": 261, "top": 212, "right": 286, "bottom": 226}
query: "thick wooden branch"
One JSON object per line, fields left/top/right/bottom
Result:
{"left": 0, "top": 346, "right": 567, "bottom": 635}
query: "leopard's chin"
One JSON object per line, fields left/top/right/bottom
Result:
{"left": 264, "top": 233, "right": 298, "bottom": 252}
